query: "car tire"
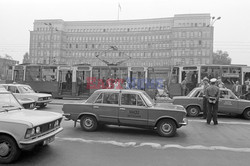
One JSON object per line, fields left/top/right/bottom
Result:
{"left": 187, "top": 106, "right": 200, "bottom": 117}
{"left": 40, "top": 104, "right": 47, "bottom": 108}
{"left": 156, "top": 119, "right": 176, "bottom": 137}
{"left": 0, "top": 135, "right": 21, "bottom": 164}
{"left": 243, "top": 109, "right": 250, "bottom": 120}
{"left": 80, "top": 115, "right": 98, "bottom": 131}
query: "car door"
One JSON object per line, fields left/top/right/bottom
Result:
{"left": 93, "top": 92, "right": 119, "bottom": 124}
{"left": 218, "top": 90, "right": 238, "bottom": 114}
{"left": 194, "top": 90, "right": 204, "bottom": 109}
{"left": 119, "top": 93, "right": 148, "bottom": 126}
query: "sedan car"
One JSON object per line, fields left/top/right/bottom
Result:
{"left": 1, "top": 84, "right": 52, "bottom": 108}
{"left": 172, "top": 87, "right": 250, "bottom": 119}
{"left": 0, "top": 89, "right": 63, "bottom": 164}
{"left": 63, "top": 89, "right": 187, "bottom": 137}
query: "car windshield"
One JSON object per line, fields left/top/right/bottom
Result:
{"left": 18, "top": 86, "right": 35, "bottom": 93}
{"left": 142, "top": 91, "right": 154, "bottom": 107}
{"left": 0, "top": 93, "right": 22, "bottom": 112}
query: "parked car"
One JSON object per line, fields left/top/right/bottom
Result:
{"left": 172, "top": 87, "right": 250, "bottom": 119}
{"left": 63, "top": 89, "right": 187, "bottom": 137}
{"left": 0, "top": 85, "right": 35, "bottom": 109}
{"left": 1, "top": 84, "right": 52, "bottom": 108}
{"left": 0, "top": 89, "right": 63, "bottom": 164}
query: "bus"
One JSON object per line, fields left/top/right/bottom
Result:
{"left": 169, "top": 64, "right": 250, "bottom": 96}
{"left": 10, "top": 63, "right": 171, "bottom": 99}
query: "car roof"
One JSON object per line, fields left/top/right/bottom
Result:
{"left": 1, "top": 83, "right": 31, "bottom": 87}
{"left": 195, "top": 87, "right": 230, "bottom": 91}
{"left": 94, "top": 89, "right": 145, "bottom": 93}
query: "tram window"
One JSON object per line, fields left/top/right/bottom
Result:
{"left": 25, "top": 66, "right": 40, "bottom": 81}
{"left": 41, "top": 67, "right": 57, "bottom": 81}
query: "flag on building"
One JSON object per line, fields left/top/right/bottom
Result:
{"left": 118, "top": 3, "right": 121, "bottom": 12}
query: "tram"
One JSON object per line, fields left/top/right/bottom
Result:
{"left": 10, "top": 63, "right": 172, "bottom": 99}
{"left": 169, "top": 64, "right": 250, "bottom": 96}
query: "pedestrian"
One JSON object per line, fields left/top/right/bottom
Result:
{"left": 76, "top": 75, "right": 82, "bottom": 96}
{"left": 191, "top": 71, "right": 198, "bottom": 90}
{"left": 232, "top": 81, "right": 242, "bottom": 97}
{"left": 217, "top": 77, "right": 225, "bottom": 88}
{"left": 242, "top": 81, "right": 250, "bottom": 96}
{"left": 65, "top": 70, "right": 72, "bottom": 90}
{"left": 181, "top": 77, "right": 188, "bottom": 96}
{"left": 205, "top": 78, "right": 220, "bottom": 125}
{"left": 200, "top": 77, "right": 210, "bottom": 119}
{"left": 244, "top": 88, "right": 250, "bottom": 100}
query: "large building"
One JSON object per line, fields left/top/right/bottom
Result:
{"left": 29, "top": 13, "right": 213, "bottom": 67}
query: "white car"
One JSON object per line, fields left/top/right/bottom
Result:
{"left": 1, "top": 84, "right": 52, "bottom": 108}
{"left": 0, "top": 89, "right": 63, "bottom": 163}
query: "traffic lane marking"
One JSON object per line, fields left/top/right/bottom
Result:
{"left": 55, "top": 137, "right": 250, "bottom": 153}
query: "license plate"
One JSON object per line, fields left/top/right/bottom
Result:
{"left": 43, "top": 136, "right": 55, "bottom": 145}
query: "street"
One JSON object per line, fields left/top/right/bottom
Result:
{"left": 6, "top": 104, "right": 250, "bottom": 166}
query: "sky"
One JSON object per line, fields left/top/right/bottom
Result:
{"left": 0, "top": 0, "right": 249, "bottom": 65}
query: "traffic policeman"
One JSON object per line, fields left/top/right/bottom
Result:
{"left": 200, "top": 77, "right": 210, "bottom": 119}
{"left": 205, "top": 78, "right": 220, "bottom": 125}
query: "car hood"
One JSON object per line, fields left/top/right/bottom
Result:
{"left": 21, "top": 93, "right": 52, "bottom": 98}
{"left": 238, "top": 99, "right": 250, "bottom": 103}
{"left": 153, "top": 102, "right": 186, "bottom": 113}
{"left": 172, "top": 96, "right": 190, "bottom": 100}
{"left": 18, "top": 98, "right": 35, "bottom": 104}
{"left": 0, "top": 109, "right": 62, "bottom": 127}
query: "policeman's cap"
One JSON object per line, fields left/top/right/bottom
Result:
{"left": 210, "top": 78, "right": 217, "bottom": 83}
{"left": 203, "top": 77, "right": 209, "bottom": 81}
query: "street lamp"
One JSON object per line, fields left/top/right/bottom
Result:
{"left": 44, "top": 23, "right": 58, "bottom": 64}
{"left": 207, "top": 16, "right": 221, "bottom": 64}
{"left": 207, "top": 16, "right": 221, "bottom": 27}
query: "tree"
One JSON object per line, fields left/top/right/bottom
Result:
{"left": 212, "top": 50, "right": 231, "bottom": 65}
{"left": 4, "top": 54, "right": 13, "bottom": 60}
{"left": 22, "top": 52, "right": 30, "bottom": 64}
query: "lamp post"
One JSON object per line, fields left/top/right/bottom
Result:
{"left": 44, "top": 23, "right": 58, "bottom": 64}
{"left": 207, "top": 16, "right": 221, "bottom": 64}
{"left": 208, "top": 16, "right": 221, "bottom": 27}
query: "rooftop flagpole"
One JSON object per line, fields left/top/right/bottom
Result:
{"left": 118, "top": 2, "right": 121, "bottom": 20}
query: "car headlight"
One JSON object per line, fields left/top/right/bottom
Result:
{"left": 54, "top": 120, "right": 59, "bottom": 127}
{"left": 38, "top": 98, "right": 43, "bottom": 101}
{"left": 25, "top": 128, "right": 35, "bottom": 138}
{"left": 35, "top": 126, "right": 41, "bottom": 134}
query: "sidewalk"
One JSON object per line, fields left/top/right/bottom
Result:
{"left": 49, "top": 99, "right": 86, "bottom": 105}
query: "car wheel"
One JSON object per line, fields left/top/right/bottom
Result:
{"left": 157, "top": 119, "right": 176, "bottom": 137}
{"left": 40, "top": 104, "right": 47, "bottom": 108}
{"left": 0, "top": 135, "right": 21, "bottom": 164}
{"left": 187, "top": 106, "right": 200, "bottom": 117}
{"left": 80, "top": 116, "right": 98, "bottom": 131}
{"left": 243, "top": 109, "right": 250, "bottom": 120}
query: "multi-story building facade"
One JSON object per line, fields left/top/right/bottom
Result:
{"left": 29, "top": 13, "right": 213, "bottom": 67}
